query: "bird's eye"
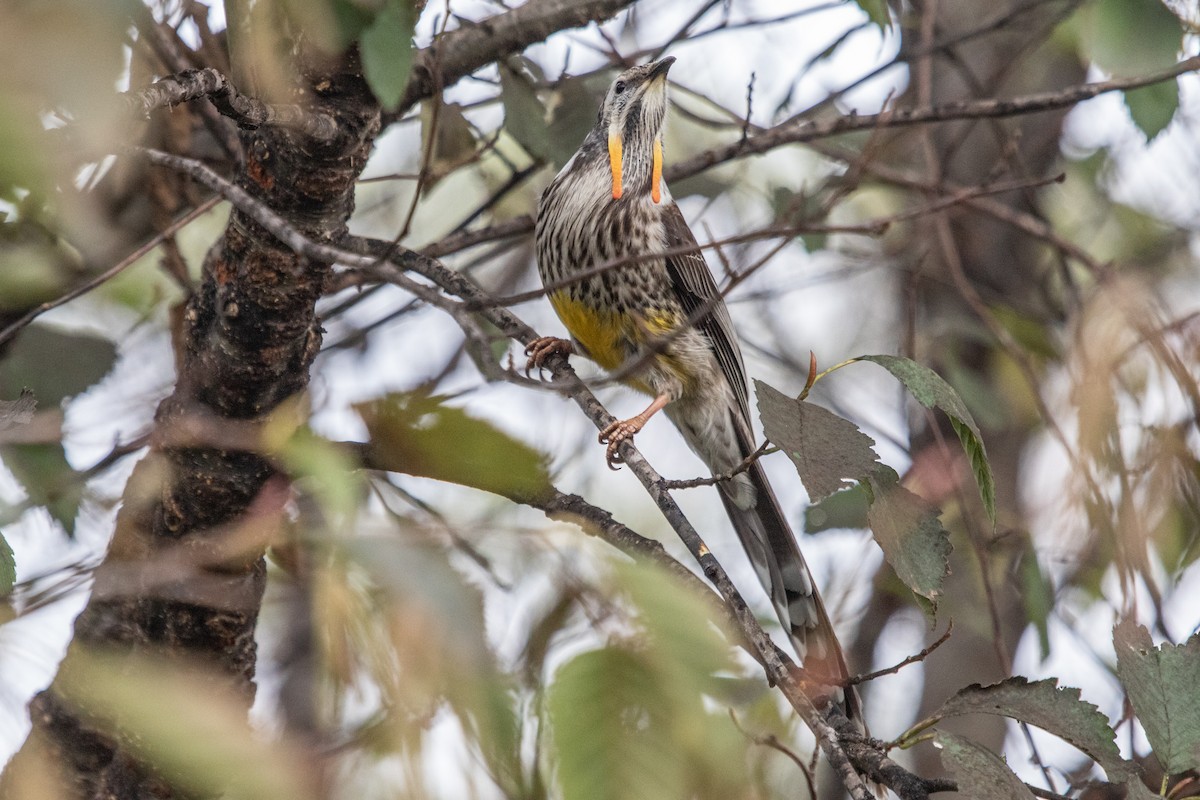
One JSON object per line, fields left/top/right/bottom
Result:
{"left": 614, "top": 80, "right": 627, "bottom": 95}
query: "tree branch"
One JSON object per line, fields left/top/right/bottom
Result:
{"left": 671, "top": 56, "right": 1200, "bottom": 179}
{"left": 388, "top": 0, "right": 637, "bottom": 121}
{"left": 128, "top": 145, "right": 891, "bottom": 797}
{"left": 125, "top": 67, "right": 340, "bottom": 142}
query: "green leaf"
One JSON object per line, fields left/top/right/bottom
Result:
{"left": 804, "top": 483, "right": 869, "bottom": 533}
{"left": 1083, "top": 0, "right": 1181, "bottom": 77}
{"left": 0, "top": 325, "right": 116, "bottom": 407}
{"left": 357, "top": 390, "right": 553, "bottom": 503}
{"left": 1124, "top": 79, "right": 1179, "bottom": 142}
{"left": 545, "top": 76, "right": 605, "bottom": 169}
{"left": 934, "top": 732, "right": 1035, "bottom": 800}
{"left": 1113, "top": 618, "right": 1200, "bottom": 774}
{"left": 937, "top": 678, "right": 1131, "bottom": 781}
{"left": 865, "top": 466, "right": 950, "bottom": 602}
{"left": 1018, "top": 549, "right": 1053, "bottom": 661}
{"left": 1, "top": 443, "right": 83, "bottom": 535}
{"left": 549, "top": 648, "right": 685, "bottom": 800}
{"left": 328, "top": 0, "right": 375, "bottom": 48}
{"left": 499, "top": 61, "right": 552, "bottom": 164}
{"left": 616, "top": 561, "right": 734, "bottom": 688}
{"left": 851, "top": 0, "right": 891, "bottom": 30}
{"left": 420, "top": 100, "right": 478, "bottom": 185}
{"left": 273, "top": 427, "right": 363, "bottom": 522}
{"left": 0, "top": 532, "right": 14, "bottom": 596}
{"left": 755, "top": 380, "right": 880, "bottom": 502}
{"left": 360, "top": 0, "right": 415, "bottom": 111}
{"left": 989, "top": 305, "right": 1060, "bottom": 362}
{"left": 856, "top": 354, "right": 996, "bottom": 523}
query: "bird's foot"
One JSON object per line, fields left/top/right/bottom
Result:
{"left": 598, "top": 417, "right": 646, "bottom": 470}
{"left": 524, "top": 336, "right": 573, "bottom": 377}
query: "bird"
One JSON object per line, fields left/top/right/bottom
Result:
{"left": 525, "top": 56, "right": 863, "bottom": 727}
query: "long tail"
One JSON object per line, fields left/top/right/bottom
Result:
{"left": 715, "top": 421, "right": 864, "bottom": 726}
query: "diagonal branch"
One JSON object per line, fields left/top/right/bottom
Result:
{"left": 134, "top": 147, "right": 899, "bottom": 798}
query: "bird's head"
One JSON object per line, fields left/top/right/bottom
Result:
{"left": 596, "top": 57, "right": 674, "bottom": 203}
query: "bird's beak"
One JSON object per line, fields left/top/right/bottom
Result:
{"left": 647, "top": 56, "right": 675, "bottom": 82}
{"left": 644, "top": 58, "right": 673, "bottom": 204}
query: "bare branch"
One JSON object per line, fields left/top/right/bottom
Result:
{"left": 0, "top": 196, "right": 221, "bottom": 349}
{"left": 672, "top": 56, "right": 1200, "bottom": 178}
{"left": 389, "top": 0, "right": 638, "bottom": 120}
{"left": 125, "top": 67, "right": 340, "bottom": 141}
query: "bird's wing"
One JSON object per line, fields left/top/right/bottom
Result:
{"left": 660, "top": 203, "right": 751, "bottom": 425}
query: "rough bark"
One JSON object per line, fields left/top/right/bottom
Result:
{"left": 0, "top": 42, "right": 380, "bottom": 800}
{"left": 1, "top": 0, "right": 641, "bottom": 794}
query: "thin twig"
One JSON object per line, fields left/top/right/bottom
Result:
{"left": 661, "top": 442, "right": 776, "bottom": 490}
{"left": 0, "top": 196, "right": 221, "bottom": 348}
{"left": 847, "top": 621, "right": 953, "bottom": 686}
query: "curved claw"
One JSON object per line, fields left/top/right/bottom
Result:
{"left": 599, "top": 418, "right": 642, "bottom": 470}
{"left": 524, "top": 336, "right": 573, "bottom": 378}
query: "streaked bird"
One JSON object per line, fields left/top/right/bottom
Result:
{"left": 527, "top": 57, "right": 862, "bottom": 724}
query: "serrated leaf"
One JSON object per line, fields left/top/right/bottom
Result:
{"left": 938, "top": 678, "right": 1131, "bottom": 780}
{"left": 865, "top": 466, "right": 949, "bottom": 602}
{"left": 357, "top": 391, "right": 553, "bottom": 503}
{"left": 1113, "top": 618, "right": 1200, "bottom": 774}
{"left": 549, "top": 648, "right": 685, "bottom": 800}
{"left": 360, "top": 0, "right": 415, "bottom": 111}
{"left": 756, "top": 380, "right": 879, "bottom": 502}
{"left": 934, "top": 732, "right": 1035, "bottom": 800}
{"left": 851, "top": 0, "right": 891, "bottom": 30}
{"left": 857, "top": 354, "right": 995, "bottom": 523}
{"left": 1124, "top": 79, "right": 1179, "bottom": 142}
{"left": 0, "top": 532, "right": 14, "bottom": 595}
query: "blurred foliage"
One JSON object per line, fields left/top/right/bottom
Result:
{"left": 0, "top": 0, "right": 1197, "bottom": 798}
{"left": 56, "top": 648, "right": 318, "bottom": 800}
{"left": 548, "top": 562, "right": 754, "bottom": 800}
{"left": 357, "top": 390, "right": 553, "bottom": 504}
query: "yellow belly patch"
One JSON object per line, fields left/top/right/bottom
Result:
{"left": 549, "top": 293, "right": 688, "bottom": 396}
{"left": 550, "top": 292, "right": 627, "bottom": 371}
